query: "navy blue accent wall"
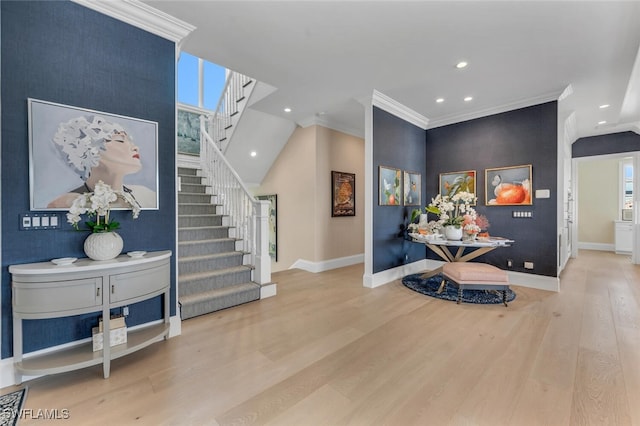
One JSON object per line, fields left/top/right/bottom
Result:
{"left": 1, "top": 1, "right": 176, "bottom": 357}
{"left": 426, "top": 102, "right": 558, "bottom": 276}
{"left": 572, "top": 131, "right": 640, "bottom": 158}
{"left": 372, "top": 107, "right": 427, "bottom": 273}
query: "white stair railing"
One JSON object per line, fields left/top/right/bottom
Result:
{"left": 209, "top": 71, "right": 254, "bottom": 154}
{"left": 199, "top": 120, "right": 271, "bottom": 285}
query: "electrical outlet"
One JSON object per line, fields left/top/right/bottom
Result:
{"left": 122, "top": 306, "right": 129, "bottom": 317}
{"left": 507, "top": 259, "right": 513, "bottom": 268}
{"left": 524, "top": 261, "right": 534, "bottom": 269}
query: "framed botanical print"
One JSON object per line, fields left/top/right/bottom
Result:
{"left": 439, "top": 170, "right": 476, "bottom": 204}
{"left": 28, "top": 98, "right": 159, "bottom": 211}
{"left": 256, "top": 194, "right": 278, "bottom": 260}
{"left": 403, "top": 171, "right": 421, "bottom": 206}
{"left": 485, "top": 164, "right": 533, "bottom": 206}
{"left": 331, "top": 171, "right": 355, "bottom": 217}
{"left": 379, "top": 166, "right": 402, "bottom": 206}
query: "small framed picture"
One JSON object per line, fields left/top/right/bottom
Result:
{"left": 439, "top": 170, "right": 476, "bottom": 204}
{"left": 256, "top": 194, "right": 278, "bottom": 260}
{"left": 403, "top": 171, "right": 421, "bottom": 206}
{"left": 485, "top": 164, "right": 533, "bottom": 206}
{"left": 331, "top": 171, "right": 355, "bottom": 217}
{"left": 379, "top": 166, "right": 402, "bottom": 206}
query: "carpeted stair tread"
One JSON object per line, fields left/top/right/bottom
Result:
{"left": 179, "top": 265, "right": 252, "bottom": 282}
{"left": 179, "top": 213, "right": 223, "bottom": 217}
{"left": 179, "top": 282, "right": 261, "bottom": 319}
{"left": 178, "top": 225, "right": 233, "bottom": 231}
{"left": 179, "top": 251, "right": 245, "bottom": 261}
{"left": 179, "top": 282, "right": 259, "bottom": 304}
{"left": 177, "top": 166, "right": 263, "bottom": 319}
{"left": 179, "top": 203, "right": 221, "bottom": 207}
{"left": 179, "top": 237, "right": 237, "bottom": 246}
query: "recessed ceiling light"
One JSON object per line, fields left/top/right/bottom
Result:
{"left": 599, "top": 104, "right": 610, "bottom": 109}
{"left": 464, "top": 96, "right": 473, "bottom": 102}
{"left": 598, "top": 120, "right": 607, "bottom": 125}
{"left": 456, "top": 61, "right": 468, "bottom": 69}
{"left": 436, "top": 98, "right": 445, "bottom": 103}
{"left": 284, "top": 107, "right": 292, "bottom": 113}
{"left": 250, "top": 151, "right": 257, "bottom": 157}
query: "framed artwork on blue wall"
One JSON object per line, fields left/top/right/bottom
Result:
{"left": 485, "top": 164, "right": 533, "bottom": 206}
{"left": 28, "top": 98, "right": 159, "bottom": 211}
{"left": 379, "top": 166, "right": 402, "bottom": 206}
{"left": 439, "top": 170, "right": 476, "bottom": 205}
{"left": 403, "top": 171, "right": 421, "bottom": 206}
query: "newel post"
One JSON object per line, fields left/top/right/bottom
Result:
{"left": 254, "top": 200, "right": 271, "bottom": 284}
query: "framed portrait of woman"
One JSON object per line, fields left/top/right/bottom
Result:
{"left": 28, "top": 99, "right": 159, "bottom": 210}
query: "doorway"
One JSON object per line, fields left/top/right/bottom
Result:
{"left": 572, "top": 152, "right": 639, "bottom": 262}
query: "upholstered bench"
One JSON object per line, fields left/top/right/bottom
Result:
{"left": 442, "top": 262, "right": 510, "bottom": 306}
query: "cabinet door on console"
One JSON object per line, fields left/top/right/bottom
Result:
{"left": 109, "top": 263, "right": 170, "bottom": 303}
{"left": 13, "top": 277, "right": 103, "bottom": 316}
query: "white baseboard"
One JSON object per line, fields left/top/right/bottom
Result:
{"left": 290, "top": 254, "right": 364, "bottom": 273}
{"left": 577, "top": 242, "right": 614, "bottom": 252}
{"left": 363, "top": 259, "right": 559, "bottom": 292}
{"left": 260, "top": 283, "right": 277, "bottom": 298}
{"left": 363, "top": 259, "right": 435, "bottom": 288}
{"left": 169, "top": 314, "right": 181, "bottom": 338}
{"left": 1, "top": 315, "right": 181, "bottom": 388}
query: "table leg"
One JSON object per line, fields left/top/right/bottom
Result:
{"left": 420, "top": 265, "right": 443, "bottom": 280}
{"left": 436, "top": 276, "right": 448, "bottom": 294}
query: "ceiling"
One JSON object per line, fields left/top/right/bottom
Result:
{"left": 144, "top": 1, "right": 640, "bottom": 142}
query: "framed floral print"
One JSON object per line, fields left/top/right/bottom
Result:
{"left": 403, "top": 171, "right": 421, "bottom": 206}
{"left": 439, "top": 170, "right": 476, "bottom": 205}
{"left": 379, "top": 166, "right": 402, "bottom": 206}
{"left": 485, "top": 164, "right": 533, "bottom": 206}
{"left": 256, "top": 194, "right": 278, "bottom": 260}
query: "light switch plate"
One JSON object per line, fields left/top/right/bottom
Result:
{"left": 19, "top": 213, "right": 61, "bottom": 230}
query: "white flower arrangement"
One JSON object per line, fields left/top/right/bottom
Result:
{"left": 67, "top": 180, "right": 140, "bottom": 233}
{"left": 426, "top": 191, "right": 477, "bottom": 228}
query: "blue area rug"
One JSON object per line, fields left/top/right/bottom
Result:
{"left": 402, "top": 273, "right": 516, "bottom": 304}
{"left": 0, "top": 388, "right": 27, "bottom": 426}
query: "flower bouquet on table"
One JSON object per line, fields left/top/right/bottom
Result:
{"left": 66, "top": 180, "right": 141, "bottom": 261}
{"left": 426, "top": 191, "right": 476, "bottom": 228}
{"left": 67, "top": 180, "right": 140, "bottom": 232}
{"left": 426, "top": 191, "right": 484, "bottom": 241}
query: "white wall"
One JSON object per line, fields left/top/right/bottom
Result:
{"left": 254, "top": 125, "right": 364, "bottom": 272}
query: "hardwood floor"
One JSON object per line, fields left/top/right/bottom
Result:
{"left": 8, "top": 250, "right": 640, "bottom": 425}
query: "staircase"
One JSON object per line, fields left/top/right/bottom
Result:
{"left": 177, "top": 167, "right": 261, "bottom": 319}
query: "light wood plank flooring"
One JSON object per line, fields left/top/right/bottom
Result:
{"left": 6, "top": 250, "right": 640, "bottom": 425}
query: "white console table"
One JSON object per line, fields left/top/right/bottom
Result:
{"left": 10, "top": 250, "right": 172, "bottom": 384}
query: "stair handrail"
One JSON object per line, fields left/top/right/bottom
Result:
{"left": 208, "top": 71, "right": 253, "bottom": 154}
{"left": 199, "top": 120, "right": 271, "bottom": 285}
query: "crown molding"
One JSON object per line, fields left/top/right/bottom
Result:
{"left": 428, "top": 90, "right": 564, "bottom": 130}
{"left": 371, "top": 90, "right": 429, "bottom": 130}
{"left": 71, "top": 0, "right": 195, "bottom": 43}
{"left": 297, "top": 115, "right": 364, "bottom": 139}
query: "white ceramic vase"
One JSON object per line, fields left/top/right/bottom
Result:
{"left": 417, "top": 214, "right": 429, "bottom": 232}
{"left": 84, "top": 232, "right": 123, "bottom": 261}
{"left": 444, "top": 225, "right": 463, "bottom": 241}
